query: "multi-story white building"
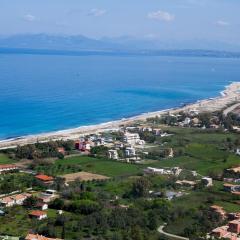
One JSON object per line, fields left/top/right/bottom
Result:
{"left": 123, "top": 132, "right": 140, "bottom": 145}
{"left": 125, "top": 147, "right": 136, "bottom": 157}
{"left": 108, "top": 150, "right": 119, "bottom": 160}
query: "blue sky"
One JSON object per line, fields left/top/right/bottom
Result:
{"left": 0, "top": 0, "right": 239, "bottom": 44}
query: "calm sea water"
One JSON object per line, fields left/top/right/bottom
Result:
{"left": 0, "top": 54, "right": 240, "bottom": 139}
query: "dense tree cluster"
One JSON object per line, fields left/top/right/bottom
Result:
{"left": 6, "top": 140, "right": 75, "bottom": 160}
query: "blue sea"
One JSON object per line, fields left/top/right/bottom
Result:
{"left": 0, "top": 53, "right": 240, "bottom": 139}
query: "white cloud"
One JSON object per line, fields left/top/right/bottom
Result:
{"left": 88, "top": 8, "right": 107, "bottom": 17}
{"left": 216, "top": 20, "right": 230, "bottom": 27}
{"left": 148, "top": 10, "right": 175, "bottom": 22}
{"left": 23, "top": 14, "right": 36, "bottom": 22}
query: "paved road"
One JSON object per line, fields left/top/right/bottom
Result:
{"left": 223, "top": 103, "right": 240, "bottom": 116}
{"left": 158, "top": 225, "right": 189, "bottom": 240}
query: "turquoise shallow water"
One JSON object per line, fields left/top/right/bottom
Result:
{"left": 0, "top": 54, "right": 240, "bottom": 139}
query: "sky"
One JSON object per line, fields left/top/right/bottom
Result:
{"left": 0, "top": 0, "right": 239, "bottom": 44}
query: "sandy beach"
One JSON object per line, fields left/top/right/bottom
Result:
{"left": 1, "top": 82, "right": 240, "bottom": 150}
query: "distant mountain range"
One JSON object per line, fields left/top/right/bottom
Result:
{"left": 0, "top": 34, "right": 240, "bottom": 58}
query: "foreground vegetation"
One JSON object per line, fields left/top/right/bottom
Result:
{"left": 1, "top": 125, "right": 240, "bottom": 239}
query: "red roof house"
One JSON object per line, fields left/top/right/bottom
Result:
{"left": 29, "top": 210, "right": 47, "bottom": 220}
{"left": 35, "top": 175, "right": 54, "bottom": 184}
{"left": 0, "top": 164, "right": 19, "bottom": 174}
{"left": 229, "top": 220, "right": 240, "bottom": 234}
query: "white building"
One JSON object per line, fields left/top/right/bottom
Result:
{"left": 115, "top": 142, "right": 124, "bottom": 149}
{"left": 183, "top": 117, "right": 191, "bottom": 126}
{"left": 0, "top": 193, "right": 31, "bottom": 207}
{"left": 94, "top": 138, "right": 105, "bottom": 146}
{"left": 139, "top": 126, "right": 153, "bottom": 132}
{"left": 123, "top": 132, "right": 140, "bottom": 145}
{"left": 153, "top": 128, "right": 162, "bottom": 136}
{"left": 29, "top": 210, "right": 47, "bottom": 220}
{"left": 136, "top": 140, "right": 145, "bottom": 145}
{"left": 201, "top": 177, "right": 213, "bottom": 187}
{"left": 168, "top": 148, "right": 174, "bottom": 158}
{"left": 144, "top": 167, "right": 182, "bottom": 176}
{"left": 125, "top": 147, "right": 136, "bottom": 157}
{"left": 171, "top": 167, "right": 182, "bottom": 176}
{"left": 108, "top": 150, "right": 119, "bottom": 160}
{"left": 144, "top": 167, "right": 172, "bottom": 175}
{"left": 236, "top": 149, "right": 240, "bottom": 156}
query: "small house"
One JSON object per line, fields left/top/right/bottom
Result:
{"left": 35, "top": 175, "right": 54, "bottom": 185}
{"left": 0, "top": 164, "right": 19, "bottom": 174}
{"left": 29, "top": 210, "right": 47, "bottom": 220}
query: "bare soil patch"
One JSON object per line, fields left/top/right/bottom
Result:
{"left": 62, "top": 171, "right": 110, "bottom": 182}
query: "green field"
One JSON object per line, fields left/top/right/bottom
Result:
{"left": 149, "top": 145, "right": 240, "bottom": 176}
{"left": 146, "top": 127, "right": 240, "bottom": 176}
{"left": 34, "top": 156, "right": 144, "bottom": 177}
{"left": 0, "top": 154, "right": 15, "bottom": 164}
{"left": 56, "top": 156, "right": 143, "bottom": 177}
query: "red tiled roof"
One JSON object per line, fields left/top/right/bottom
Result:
{"left": 35, "top": 175, "right": 54, "bottom": 181}
{"left": 0, "top": 164, "right": 18, "bottom": 170}
{"left": 0, "top": 196, "right": 14, "bottom": 204}
{"left": 29, "top": 210, "right": 47, "bottom": 217}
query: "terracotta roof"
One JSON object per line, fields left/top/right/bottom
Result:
{"left": 229, "top": 220, "right": 240, "bottom": 224}
{"left": 25, "top": 233, "right": 62, "bottom": 240}
{"left": 210, "top": 205, "right": 224, "bottom": 210}
{"left": 57, "top": 147, "right": 65, "bottom": 153}
{"left": 0, "top": 196, "right": 14, "bottom": 203}
{"left": 29, "top": 210, "right": 47, "bottom": 217}
{"left": 232, "top": 192, "right": 240, "bottom": 196}
{"left": 228, "top": 167, "right": 240, "bottom": 173}
{"left": 35, "top": 175, "right": 54, "bottom": 181}
{"left": 0, "top": 164, "right": 18, "bottom": 170}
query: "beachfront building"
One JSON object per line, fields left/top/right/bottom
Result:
{"left": 138, "top": 126, "right": 153, "bottom": 132}
{"left": 94, "top": 138, "right": 105, "bottom": 146}
{"left": 108, "top": 150, "right": 119, "bottom": 160}
{"left": 183, "top": 117, "right": 191, "bottom": 126}
{"left": 75, "top": 139, "right": 93, "bottom": 152}
{"left": 123, "top": 132, "right": 140, "bottom": 145}
{"left": 0, "top": 164, "right": 19, "bottom": 174}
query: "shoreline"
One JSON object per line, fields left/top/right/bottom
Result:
{"left": 1, "top": 82, "right": 240, "bottom": 150}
